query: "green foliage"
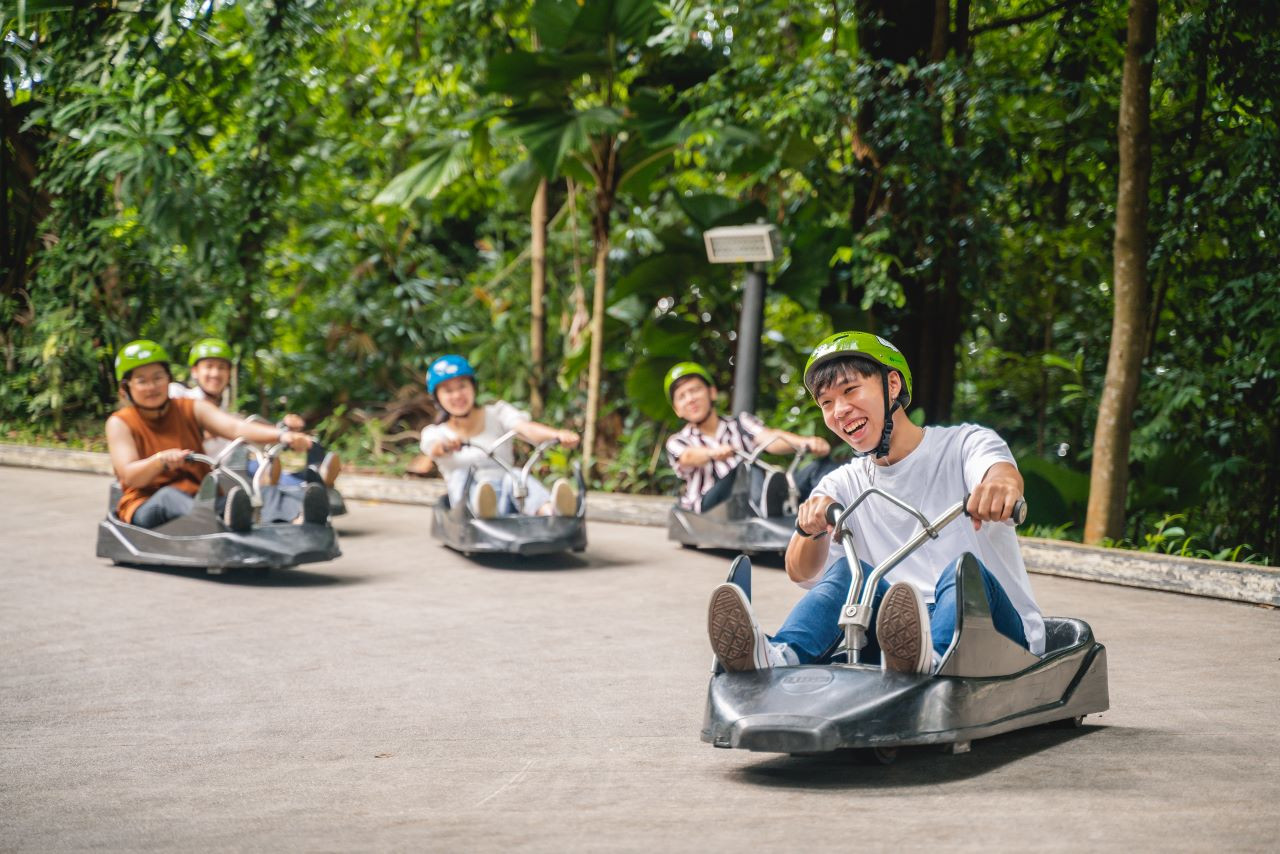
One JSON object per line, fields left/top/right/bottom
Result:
{"left": 3, "top": 0, "right": 1279, "bottom": 565}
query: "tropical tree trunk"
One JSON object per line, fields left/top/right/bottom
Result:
{"left": 582, "top": 191, "right": 612, "bottom": 476}
{"left": 844, "top": 0, "right": 963, "bottom": 424}
{"left": 529, "top": 178, "right": 547, "bottom": 418}
{"left": 1084, "top": 0, "right": 1157, "bottom": 544}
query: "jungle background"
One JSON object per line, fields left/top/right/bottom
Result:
{"left": 2, "top": 0, "right": 1277, "bottom": 563}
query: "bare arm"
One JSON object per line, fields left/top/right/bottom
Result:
{"left": 785, "top": 493, "right": 838, "bottom": 583}
{"left": 966, "top": 461, "right": 1024, "bottom": 530}
{"left": 677, "top": 444, "right": 735, "bottom": 467}
{"left": 755, "top": 428, "right": 830, "bottom": 456}
{"left": 106, "top": 415, "right": 192, "bottom": 489}
{"left": 194, "top": 400, "right": 313, "bottom": 452}
{"left": 513, "top": 420, "right": 580, "bottom": 449}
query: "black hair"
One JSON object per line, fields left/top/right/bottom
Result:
{"left": 669, "top": 373, "right": 712, "bottom": 399}
{"left": 432, "top": 376, "right": 477, "bottom": 424}
{"left": 807, "top": 355, "right": 882, "bottom": 397}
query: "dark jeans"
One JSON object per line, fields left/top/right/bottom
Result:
{"left": 246, "top": 440, "right": 328, "bottom": 488}
{"left": 130, "top": 484, "right": 303, "bottom": 529}
{"left": 700, "top": 457, "right": 842, "bottom": 513}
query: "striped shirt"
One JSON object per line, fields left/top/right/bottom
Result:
{"left": 666, "top": 412, "right": 766, "bottom": 511}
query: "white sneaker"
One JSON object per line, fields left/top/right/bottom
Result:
{"left": 551, "top": 478, "right": 576, "bottom": 516}
{"left": 877, "top": 582, "right": 933, "bottom": 674}
{"left": 708, "top": 583, "right": 777, "bottom": 672}
{"left": 472, "top": 482, "right": 498, "bottom": 519}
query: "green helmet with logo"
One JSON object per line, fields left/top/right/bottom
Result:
{"left": 114, "top": 339, "right": 172, "bottom": 383}
{"left": 804, "top": 331, "right": 912, "bottom": 459}
{"left": 803, "top": 331, "right": 912, "bottom": 408}
{"left": 188, "top": 337, "right": 234, "bottom": 367}
{"left": 663, "top": 361, "right": 714, "bottom": 402}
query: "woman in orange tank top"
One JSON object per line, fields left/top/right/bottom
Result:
{"left": 106, "top": 339, "right": 327, "bottom": 530}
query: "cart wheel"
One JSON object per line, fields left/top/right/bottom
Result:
{"left": 1061, "top": 715, "right": 1085, "bottom": 728}
{"left": 572, "top": 545, "right": 586, "bottom": 553}
{"left": 868, "top": 747, "right": 898, "bottom": 766}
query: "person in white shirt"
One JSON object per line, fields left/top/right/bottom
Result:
{"left": 169, "top": 338, "right": 340, "bottom": 488}
{"left": 706, "top": 331, "right": 1042, "bottom": 675}
{"left": 418, "top": 354, "right": 579, "bottom": 518}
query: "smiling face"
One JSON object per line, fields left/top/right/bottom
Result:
{"left": 670, "top": 376, "right": 716, "bottom": 424}
{"left": 435, "top": 376, "right": 476, "bottom": 418}
{"left": 123, "top": 362, "right": 172, "bottom": 409}
{"left": 191, "top": 358, "right": 232, "bottom": 398}
{"left": 815, "top": 367, "right": 901, "bottom": 455}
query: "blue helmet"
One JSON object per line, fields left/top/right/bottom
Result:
{"left": 427, "top": 354, "right": 476, "bottom": 395}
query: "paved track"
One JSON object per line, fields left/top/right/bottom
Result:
{"left": 2, "top": 467, "right": 1278, "bottom": 852}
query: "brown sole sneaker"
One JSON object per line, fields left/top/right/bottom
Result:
{"left": 551, "top": 478, "right": 576, "bottom": 516}
{"left": 877, "top": 582, "right": 932, "bottom": 674}
{"left": 707, "top": 583, "right": 768, "bottom": 672}
{"left": 318, "top": 452, "right": 341, "bottom": 488}
{"left": 473, "top": 481, "right": 498, "bottom": 518}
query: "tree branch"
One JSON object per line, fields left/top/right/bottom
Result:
{"left": 970, "top": 0, "right": 1091, "bottom": 37}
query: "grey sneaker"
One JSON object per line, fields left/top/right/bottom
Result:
{"left": 551, "top": 478, "right": 576, "bottom": 516}
{"left": 223, "top": 486, "right": 253, "bottom": 533}
{"left": 708, "top": 583, "right": 771, "bottom": 672}
{"left": 877, "top": 582, "right": 933, "bottom": 674}
{"left": 301, "top": 482, "right": 330, "bottom": 525}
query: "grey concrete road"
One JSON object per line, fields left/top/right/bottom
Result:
{"left": 2, "top": 467, "right": 1278, "bottom": 852}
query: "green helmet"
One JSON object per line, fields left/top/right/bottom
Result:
{"left": 188, "top": 337, "right": 233, "bottom": 367}
{"left": 664, "top": 361, "right": 714, "bottom": 402}
{"left": 803, "top": 331, "right": 913, "bottom": 408}
{"left": 114, "top": 339, "right": 172, "bottom": 383}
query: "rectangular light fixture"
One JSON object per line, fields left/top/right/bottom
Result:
{"left": 702, "top": 224, "right": 782, "bottom": 264}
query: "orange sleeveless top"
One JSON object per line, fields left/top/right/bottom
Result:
{"left": 110, "top": 397, "right": 212, "bottom": 523}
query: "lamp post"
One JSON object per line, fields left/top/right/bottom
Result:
{"left": 702, "top": 224, "right": 782, "bottom": 416}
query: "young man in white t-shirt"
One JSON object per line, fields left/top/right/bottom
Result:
{"left": 706, "top": 331, "right": 1043, "bottom": 675}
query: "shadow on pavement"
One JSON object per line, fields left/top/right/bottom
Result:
{"left": 680, "top": 547, "right": 789, "bottom": 570}
{"left": 461, "top": 552, "right": 630, "bottom": 572}
{"left": 731, "top": 723, "right": 1104, "bottom": 789}
{"left": 110, "top": 562, "right": 362, "bottom": 587}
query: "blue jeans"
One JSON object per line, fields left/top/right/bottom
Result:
{"left": 445, "top": 469, "right": 552, "bottom": 516}
{"left": 771, "top": 556, "right": 1029, "bottom": 665}
{"left": 130, "top": 484, "right": 302, "bottom": 529}
{"left": 246, "top": 440, "right": 328, "bottom": 488}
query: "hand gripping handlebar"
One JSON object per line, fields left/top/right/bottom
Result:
{"left": 822, "top": 491, "right": 1026, "bottom": 663}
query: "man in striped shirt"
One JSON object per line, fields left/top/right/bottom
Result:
{"left": 663, "top": 362, "right": 835, "bottom": 514}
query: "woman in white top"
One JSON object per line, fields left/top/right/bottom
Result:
{"left": 418, "top": 355, "right": 579, "bottom": 518}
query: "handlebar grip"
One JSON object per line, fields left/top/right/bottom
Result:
{"left": 961, "top": 493, "right": 1028, "bottom": 525}
{"left": 824, "top": 502, "right": 845, "bottom": 526}
{"left": 1011, "top": 498, "right": 1027, "bottom": 526}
